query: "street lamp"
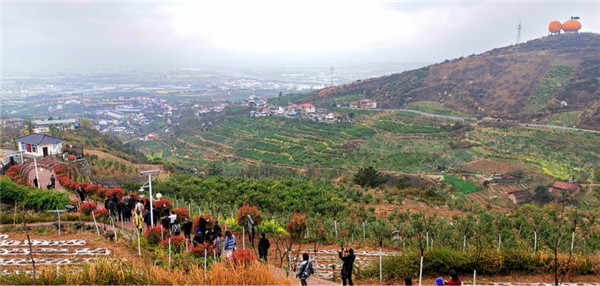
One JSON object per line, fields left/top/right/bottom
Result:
{"left": 140, "top": 169, "right": 160, "bottom": 227}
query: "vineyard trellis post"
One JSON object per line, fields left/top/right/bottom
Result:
{"left": 92, "top": 210, "right": 100, "bottom": 235}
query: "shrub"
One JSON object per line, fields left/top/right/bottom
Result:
{"left": 5, "top": 164, "right": 21, "bottom": 182}
{"left": 0, "top": 176, "right": 30, "bottom": 203}
{"left": 160, "top": 235, "right": 186, "bottom": 253}
{"left": 228, "top": 249, "right": 257, "bottom": 266}
{"left": 145, "top": 226, "right": 165, "bottom": 246}
{"left": 68, "top": 155, "right": 76, "bottom": 161}
{"left": 86, "top": 184, "right": 100, "bottom": 195}
{"left": 225, "top": 217, "right": 239, "bottom": 230}
{"left": 23, "top": 189, "right": 70, "bottom": 211}
{"left": 153, "top": 199, "right": 173, "bottom": 214}
{"left": 193, "top": 215, "right": 214, "bottom": 231}
{"left": 190, "top": 242, "right": 214, "bottom": 258}
{"left": 94, "top": 208, "right": 111, "bottom": 220}
{"left": 353, "top": 166, "right": 386, "bottom": 188}
{"left": 236, "top": 203, "right": 263, "bottom": 227}
{"left": 80, "top": 202, "right": 97, "bottom": 215}
{"left": 106, "top": 188, "right": 125, "bottom": 199}
{"left": 97, "top": 188, "right": 111, "bottom": 198}
{"left": 173, "top": 206, "right": 190, "bottom": 221}
{"left": 286, "top": 210, "right": 307, "bottom": 240}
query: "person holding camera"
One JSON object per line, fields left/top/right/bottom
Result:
{"left": 338, "top": 247, "right": 356, "bottom": 285}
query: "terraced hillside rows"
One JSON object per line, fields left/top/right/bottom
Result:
{"left": 147, "top": 111, "right": 480, "bottom": 173}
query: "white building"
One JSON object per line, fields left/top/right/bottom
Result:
{"left": 15, "top": 133, "right": 64, "bottom": 157}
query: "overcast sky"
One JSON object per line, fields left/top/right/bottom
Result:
{"left": 2, "top": 0, "right": 599, "bottom": 71}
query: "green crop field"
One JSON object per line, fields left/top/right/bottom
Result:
{"left": 443, "top": 175, "right": 479, "bottom": 193}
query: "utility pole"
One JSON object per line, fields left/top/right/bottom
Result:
{"left": 516, "top": 21, "right": 522, "bottom": 44}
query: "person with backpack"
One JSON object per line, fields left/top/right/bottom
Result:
{"left": 296, "top": 253, "right": 314, "bottom": 286}
{"left": 171, "top": 220, "right": 181, "bottom": 236}
{"left": 133, "top": 210, "right": 144, "bottom": 233}
{"left": 223, "top": 230, "right": 236, "bottom": 258}
{"left": 339, "top": 248, "right": 356, "bottom": 285}
{"left": 193, "top": 229, "right": 205, "bottom": 246}
{"left": 445, "top": 269, "right": 461, "bottom": 285}
{"left": 258, "top": 232, "right": 270, "bottom": 262}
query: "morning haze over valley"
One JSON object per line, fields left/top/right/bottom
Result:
{"left": 1, "top": 1, "right": 600, "bottom": 285}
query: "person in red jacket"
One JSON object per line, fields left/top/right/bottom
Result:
{"left": 445, "top": 269, "right": 461, "bottom": 285}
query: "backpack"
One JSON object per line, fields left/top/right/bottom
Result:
{"left": 171, "top": 223, "right": 181, "bottom": 235}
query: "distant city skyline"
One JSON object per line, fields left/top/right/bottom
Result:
{"left": 3, "top": 0, "right": 600, "bottom": 71}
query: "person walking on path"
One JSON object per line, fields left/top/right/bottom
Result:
{"left": 213, "top": 220, "right": 222, "bottom": 236}
{"left": 33, "top": 178, "right": 39, "bottom": 189}
{"left": 223, "top": 230, "right": 237, "bottom": 258}
{"left": 134, "top": 210, "right": 144, "bottom": 233}
{"left": 135, "top": 200, "right": 144, "bottom": 214}
{"left": 77, "top": 185, "right": 86, "bottom": 203}
{"left": 258, "top": 232, "right": 270, "bottom": 262}
{"left": 296, "top": 253, "right": 314, "bottom": 286}
{"left": 339, "top": 248, "right": 356, "bottom": 285}
{"left": 161, "top": 214, "right": 171, "bottom": 236}
{"left": 213, "top": 232, "right": 224, "bottom": 257}
{"left": 182, "top": 219, "right": 193, "bottom": 242}
{"left": 50, "top": 175, "right": 56, "bottom": 188}
{"left": 445, "top": 269, "right": 461, "bottom": 285}
{"left": 247, "top": 214, "right": 255, "bottom": 247}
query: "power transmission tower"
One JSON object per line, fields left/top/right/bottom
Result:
{"left": 516, "top": 21, "right": 522, "bottom": 44}
{"left": 330, "top": 65, "right": 335, "bottom": 87}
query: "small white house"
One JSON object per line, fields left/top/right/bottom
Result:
{"left": 15, "top": 133, "right": 64, "bottom": 157}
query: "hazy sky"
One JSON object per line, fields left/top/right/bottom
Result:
{"left": 2, "top": 0, "right": 600, "bottom": 71}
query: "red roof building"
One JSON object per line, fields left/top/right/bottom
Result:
{"left": 549, "top": 180, "right": 581, "bottom": 196}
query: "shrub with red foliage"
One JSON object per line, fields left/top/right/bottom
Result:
{"left": 54, "top": 165, "right": 65, "bottom": 175}
{"left": 67, "top": 155, "right": 76, "bottom": 161}
{"left": 286, "top": 209, "right": 307, "bottom": 240}
{"left": 190, "top": 242, "right": 214, "bottom": 258}
{"left": 97, "top": 188, "right": 110, "bottom": 198}
{"left": 173, "top": 207, "right": 190, "bottom": 221}
{"left": 153, "top": 199, "right": 173, "bottom": 215}
{"left": 106, "top": 187, "right": 125, "bottom": 199}
{"left": 160, "top": 235, "right": 186, "bottom": 253}
{"left": 5, "top": 164, "right": 21, "bottom": 182}
{"left": 193, "top": 214, "right": 214, "bottom": 231}
{"left": 93, "top": 208, "right": 110, "bottom": 220}
{"left": 80, "top": 202, "right": 97, "bottom": 215}
{"left": 144, "top": 225, "right": 165, "bottom": 246}
{"left": 236, "top": 203, "right": 263, "bottom": 227}
{"left": 228, "top": 249, "right": 257, "bottom": 265}
{"left": 86, "top": 184, "right": 100, "bottom": 195}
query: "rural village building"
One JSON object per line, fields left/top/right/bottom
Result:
{"left": 548, "top": 180, "right": 581, "bottom": 196}
{"left": 507, "top": 190, "right": 532, "bottom": 204}
{"left": 15, "top": 133, "right": 64, "bottom": 157}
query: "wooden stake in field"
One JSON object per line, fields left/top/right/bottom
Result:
{"left": 426, "top": 231, "right": 429, "bottom": 250}
{"left": 497, "top": 234, "right": 501, "bottom": 251}
{"left": 186, "top": 239, "right": 189, "bottom": 252}
{"left": 137, "top": 228, "right": 141, "bottom": 256}
{"left": 22, "top": 214, "right": 37, "bottom": 284}
{"left": 463, "top": 235, "right": 466, "bottom": 252}
{"left": 379, "top": 246, "right": 383, "bottom": 283}
{"left": 473, "top": 269, "right": 476, "bottom": 286}
{"left": 168, "top": 237, "right": 172, "bottom": 269}
{"left": 92, "top": 210, "right": 100, "bottom": 235}
{"left": 534, "top": 231, "right": 537, "bottom": 253}
{"left": 188, "top": 204, "right": 191, "bottom": 218}
{"left": 204, "top": 249, "right": 207, "bottom": 271}
{"left": 242, "top": 227, "right": 245, "bottom": 249}
{"left": 334, "top": 220, "right": 338, "bottom": 237}
{"left": 56, "top": 206, "right": 61, "bottom": 236}
{"left": 362, "top": 221, "right": 365, "bottom": 241}
{"left": 418, "top": 256, "right": 423, "bottom": 286}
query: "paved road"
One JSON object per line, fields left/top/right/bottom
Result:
{"left": 372, "top": 108, "right": 600, "bottom": 134}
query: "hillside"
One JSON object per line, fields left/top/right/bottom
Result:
{"left": 314, "top": 33, "right": 600, "bottom": 130}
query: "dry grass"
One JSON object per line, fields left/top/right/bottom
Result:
{"left": 0, "top": 259, "right": 295, "bottom": 285}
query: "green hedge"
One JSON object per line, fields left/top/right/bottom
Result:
{"left": 1, "top": 176, "right": 70, "bottom": 210}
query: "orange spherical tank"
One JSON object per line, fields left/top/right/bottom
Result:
{"left": 548, "top": 21, "right": 562, "bottom": 33}
{"left": 562, "top": 20, "right": 581, "bottom": 32}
